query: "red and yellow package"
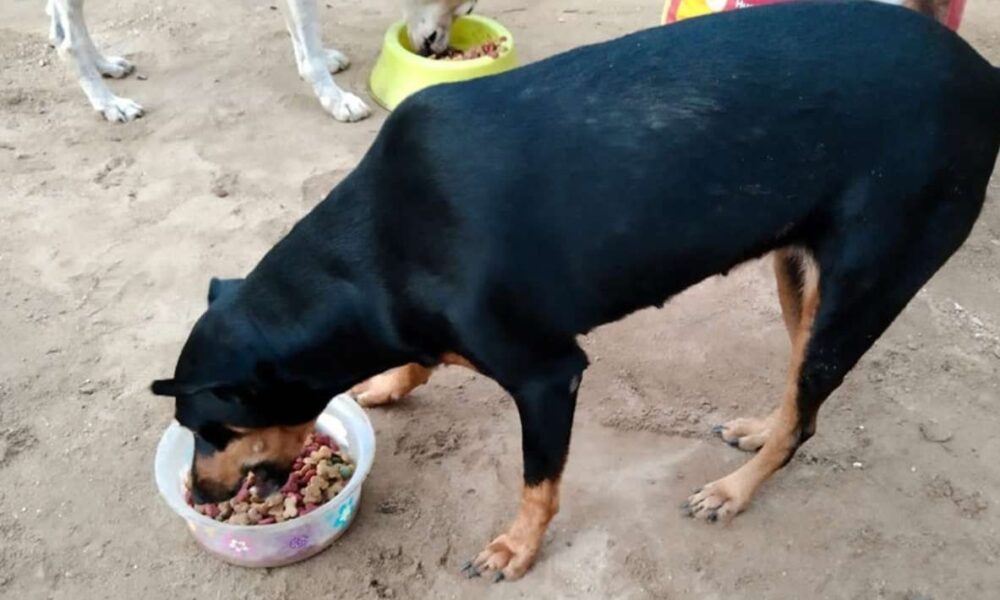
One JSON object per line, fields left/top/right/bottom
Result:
{"left": 661, "top": 0, "right": 964, "bottom": 31}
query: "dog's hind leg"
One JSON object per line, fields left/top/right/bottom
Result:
{"left": 52, "top": 0, "right": 143, "bottom": 122}
{"left": 687, "top": 186, "right": 982, "bottom": 523}
{"left": 282, "top": 0, "right": 370, "bottom": 122}
{"left": 351, "top": 354, "right": 476, "bottom": 407}
{"left": 351, "top": 363, "right": 434, "bottom": 407}
{"left": 773, "top": 248, "right": 809, "bottom": 343}
{"left": 715, "top": 248, "right": 815, "bottom": 452}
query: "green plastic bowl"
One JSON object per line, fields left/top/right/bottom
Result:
{"left": 369, "top": 15, "right": 518, "bottom": 111}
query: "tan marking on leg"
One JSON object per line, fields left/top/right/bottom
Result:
{"left": 716, "top": 411, "right": 778, "bottom": 452}
{"left": 441, "top": 352, "right": 477, "bottom": 371}
{"left": 351, "top": 363, "right": 433, "bottom": 407}
{"left": 692, "top": 252, "right": 820, "bottom": 521}
{"left": 472, "top": 480, "right": 560, "bottom": 580}
{"left": 716, "top": 248, "right": 814, "bottom": 452}
{"left": 773, "top": 248, "right": 805, "bottom": 343}
{"left": 352, "top": 354, "right": 477, "bottom": 407}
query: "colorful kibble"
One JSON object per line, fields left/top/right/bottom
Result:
{"left": 188, "top": 432, "right": 353, "bottom": 526}
{"left": 431, "top": 36, "right": 508, "bottom": 60}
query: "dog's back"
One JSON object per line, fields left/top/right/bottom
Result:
{"left": 357, "top": 1, "right": 999, "bottom": 335}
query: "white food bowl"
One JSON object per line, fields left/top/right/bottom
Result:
{"left": 154, "top": 394, "right": 375, "bottom": 567}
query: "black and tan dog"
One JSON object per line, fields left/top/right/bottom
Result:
{"left": 152, "top": 1, "right": 1000, "bottom": 581}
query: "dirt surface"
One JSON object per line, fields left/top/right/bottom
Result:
{"left": 2, "top": 0, "right": 1000, "bottom": 598}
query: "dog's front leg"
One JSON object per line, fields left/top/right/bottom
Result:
{"left": 464, "top": 361, "right": 585, "bottom": 581}
{"left": 282, "top": 0, "right": 371, "bottom": 122}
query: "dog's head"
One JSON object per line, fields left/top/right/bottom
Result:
{"left": 403, "top": 0, "right": 477, "bottom": 56}
{"left": 151, "top": 278, "right": 331, "bottom": 504}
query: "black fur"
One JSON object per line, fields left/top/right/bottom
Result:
{"left": 153, "top": 2, "right": 1000, "bottom": 511}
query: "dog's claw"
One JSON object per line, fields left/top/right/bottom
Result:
{"left": 492, "top": 572, "right": 505, "bottom": 583}
{"left": 707, "top": 510, "right": 718, "bottom": 523}
{"left": 727, "top": 438, "right": 741, "bottom": 448}
{"left": 711, "top": 424, "right": 725, "bottom": 434}
{"left": 461, "top": 561, "right": 480, "bottom": 578}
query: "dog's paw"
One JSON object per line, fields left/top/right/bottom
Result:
{"left": 325, "top": 48, "right": 350, "bottom": 73}
{"left": 682, "top": 478, "right": 750, "bottom": 523}
{"left": 352, "top": 364, "right": 432, "bottom": 407}
{"left": 712, "top": 414, "right": 773, "bottom": 452}
{"left": 96, "top": 55, "right": 135, "bottom": 79}
{"left": 320, "top": 91, "right": 371, "bottom": 122}
{"left": 351, "top": 382, "right": 400, "bottom": 408}
{"left": 461, "top": 533, "right": 539, "bottom": 582}
{"left": 97, "top": 96, "right": 144, "bottom": 122}
{"left": 97, "top": 55, "right": 135, "bottom": 79}
{"left": 351, "top": 375, "right": 406, "bottom": 407}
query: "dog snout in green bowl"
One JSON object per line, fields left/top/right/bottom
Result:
{"left": 369, "top": 15, "right": 518, "bottom": 111}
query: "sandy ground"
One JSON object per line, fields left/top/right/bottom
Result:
{"left": 2, "top": 0, "right": 1000, "bottom": 598}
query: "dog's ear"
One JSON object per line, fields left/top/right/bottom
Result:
{"left": 151, "top": 378, "right": 216, "bottom": 397}
{"left": 207, "top": 277, "right": 244, "bottom": 306}
{"left": 151, "top": 379, "right": 182, "bottom": 397}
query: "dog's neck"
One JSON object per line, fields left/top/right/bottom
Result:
{"left": 241, "top": 277, "right": 409, "bottom": 395}
{"left": 234, "top": 179, "right": 415, "bottom": 395}
{"left": 171, "top": 171, "right": 419, "bottom": 407}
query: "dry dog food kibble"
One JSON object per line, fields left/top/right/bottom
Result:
{"left": 432, "top": 37, "right": 507, "bottom": 60}
{"left": 186, "top": 432, "right": 354, "bottom": 526}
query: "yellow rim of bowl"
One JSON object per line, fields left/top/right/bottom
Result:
{"left": 368, "top": 83, "right": 390, "bottom": 112}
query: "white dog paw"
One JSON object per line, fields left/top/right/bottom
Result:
{"left": 98, "top": 96, "right": 144, "bottom": 122}
{"left": 321, "top": 91, "right": 371, "bottom": 122}
{"left": 97, "top": 56, "right": 135, "bottom": 79}
{"left": 325, "top": 48, "right": 350, "bottom": 73}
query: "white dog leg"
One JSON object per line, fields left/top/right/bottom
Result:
{"left": 283, "top": 0, "right": 370, "bottom": 122}
{"left": 53, "top": 0, "right": 143, "bottom": 122}
{"left": 46, "top": 0, "right": 65, "bottom": 47}
{"left": 281, "top": 3, "right": 351, "bottom": 74}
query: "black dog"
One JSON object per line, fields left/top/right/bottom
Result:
{"left": 152, "top": 1, "right": 1000, "bottom": 580}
